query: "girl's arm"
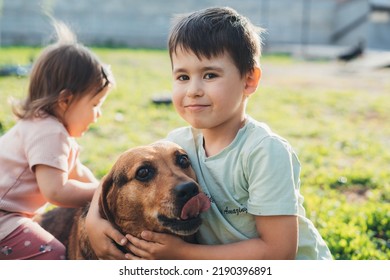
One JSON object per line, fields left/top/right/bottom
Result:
{"left": 35, "top": 164, "right": 97, "bottom": 207}
{"left": 85, "top": 183, "right": 129, "bottom": 259}
{"left": 37, "top": 164, "right": 128, "bottom": 259}
{"left": 69, "top": 159, "right": 99, "bottom": 183}
{"left": 126, "top": 215, "right": 298, "bottom": 260}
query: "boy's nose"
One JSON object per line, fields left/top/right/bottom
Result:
{"left": 186, "top": 80, "right": 204, "bottom": 98}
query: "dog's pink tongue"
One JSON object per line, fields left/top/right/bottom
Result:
{"left": 181, "top": 193, "right": 210, "bottom": 220}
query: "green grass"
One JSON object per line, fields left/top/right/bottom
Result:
{"left": 1, "top": 47, "right": 389, "bottom": 259}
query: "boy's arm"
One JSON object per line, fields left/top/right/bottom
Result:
{"left": 126, "top": 215, "right": 298, "bottom": 260}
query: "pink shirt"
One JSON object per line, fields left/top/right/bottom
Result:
{"left": 0, "top": 116, "right": 79, "bottom": 239}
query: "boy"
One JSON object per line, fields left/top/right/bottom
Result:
{"left": 86, "top": 7, "right": 332, "bottom": 260}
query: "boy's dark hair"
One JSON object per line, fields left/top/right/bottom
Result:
{"left": 168, "top": 7, "right": 264, "bottom": 76}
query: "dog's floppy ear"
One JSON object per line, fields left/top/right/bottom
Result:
{"left": 99, "top": 167, "right": 129, "bottom": 226}
{"left": 98, "top": 173, "right": 117, "bottom": 226}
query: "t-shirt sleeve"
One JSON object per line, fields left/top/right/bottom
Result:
{"left": 166, "top": 126, "right": 195, "bottom": 148}
{"left": 246, "top": 136, "right": 299, "bottom": 216}
{"left": 25, "top": 131, "right": 72, "bottom": 173}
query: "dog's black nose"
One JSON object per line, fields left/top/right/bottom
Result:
{"left": 174, "top": 182, "right": 198, "bottom": 203}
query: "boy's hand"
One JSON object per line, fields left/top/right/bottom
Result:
{"left": 125, "top": 231, "right": 187, "bottom": 260}
{"left": 85, "top": 215, "right": 128, "bottom": 260}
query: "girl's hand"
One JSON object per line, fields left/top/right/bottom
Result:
{"left": 125, "top": 231, "right": 187, "bottom": 260}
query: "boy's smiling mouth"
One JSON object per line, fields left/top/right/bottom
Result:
{"left": 184, "top": 104, "right": 210, "bottom": 110}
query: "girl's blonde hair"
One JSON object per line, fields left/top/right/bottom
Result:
{"left": 12, "top": 21, "right": 114, "bottom": 120}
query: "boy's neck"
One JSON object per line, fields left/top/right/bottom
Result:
{"left": 201, "top": 117, "right": 247, "bottom": 157}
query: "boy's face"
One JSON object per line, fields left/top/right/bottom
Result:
{"left": 171, "top": 48, "right": 251, "bottom": 132}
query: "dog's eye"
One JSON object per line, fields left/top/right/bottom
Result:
{"left": 135, "top": 166, "right": 155, "bottom": 182}
{"left": 177, "top": 154, "right": 191, "bottom": 169}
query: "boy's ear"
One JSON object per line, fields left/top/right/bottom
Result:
{"left": 244, "top": 66, "right": 262, "bottom": 95}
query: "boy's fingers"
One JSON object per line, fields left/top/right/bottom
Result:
{"left": 108, "top": 228, "right": 127, "bottom": 246}
{"left": 94, "top": 240, "right": 126, "bottom": 260}
{"left": 94, "top": 230, "right": 127, "bottom": 260}
{"left": 140, "top": 230, "right": 162, "bottom": 243}
{"left": 125, "top": 252, "right": 142, "bottom": 260}
{"left": 126, "top": 234, "right": 146, "bottom": 247}
{"left": 99, "top": 247, "right": 126, "bottom": 260}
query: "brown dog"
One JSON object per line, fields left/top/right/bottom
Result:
{"left": 39, "top": 141, "right": 210, "bottom": 259}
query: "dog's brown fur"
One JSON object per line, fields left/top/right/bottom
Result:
{"left": 39, "top": 141, "right": 209, "bottom": 259}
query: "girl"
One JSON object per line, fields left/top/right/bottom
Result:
{"left": 0, "top": 22, "right": 114, "bottom": 260}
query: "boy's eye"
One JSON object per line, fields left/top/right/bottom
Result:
{"left": 204, "top": 73, "right": 217, "bottom": 79}
{"left": 178, "top": 75, "right": 189, "bottom": 81}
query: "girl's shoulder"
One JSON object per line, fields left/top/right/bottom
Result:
{"left": 20, "top": 116, "right": 64, "bottom": 131}
{"left": 16, "top": 116, "right": 69, "bottom": 140}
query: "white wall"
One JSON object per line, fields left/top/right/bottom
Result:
{"left": 0, "top": 0, "right": 383, "bottom": 50}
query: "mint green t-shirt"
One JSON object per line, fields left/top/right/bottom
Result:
{"left": 167, "top": 117, "right": 332, "bottom": 260}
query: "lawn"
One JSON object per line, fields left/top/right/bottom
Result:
{"left": 0, "top": 47, "right": 389, "bottom": 259}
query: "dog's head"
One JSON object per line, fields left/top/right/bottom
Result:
{"left": 99, "top": 140, "right": 210, "bottom": 237}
